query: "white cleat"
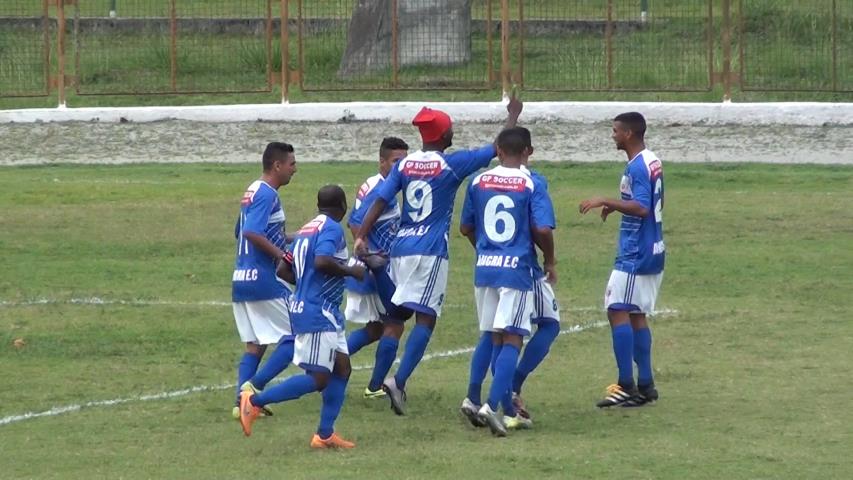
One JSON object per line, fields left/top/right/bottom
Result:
{"left": 477, "top": 403, "right": 507, "bottom": 437}
{"left": 382, "top": 377, "right": 407, "bottom": 415}
{"left": 460, "top": 398, "right": 486, "bottom": 428}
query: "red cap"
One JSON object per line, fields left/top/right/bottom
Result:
{"left": 412, "top": 107, "right": 452, "bottom": 143}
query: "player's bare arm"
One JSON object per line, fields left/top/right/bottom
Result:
{"left": 578, "top": 197, "right": 648, "bottom": 219}
{"left": 532, "top": 226, "right": 557, "bottom": 284}
{"left": 503, "top": 94, "right": 523, "bottom": 130}
{"left": 459, "top": 223, "right": 476, "bottom": 248}
{"left": 315, "top": 255, "right": 366, "bottom": 282}
{"left": 243, "top": 231, "right": 287, "bottom": 261}
{"left": 275, "top": 257, "right": 296, "bottom": 284}
{"left": 353, "top": 198, "right": 388, "bottom": 256}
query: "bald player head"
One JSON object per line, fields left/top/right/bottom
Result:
{"left": 317, "top": 184, "right": 348, "bottom": 222}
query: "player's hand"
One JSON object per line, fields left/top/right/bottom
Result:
{"left": 349, "top": 264, "right": 367, "bottom": 282}
{"left": 507, "top": 88, "right": 523, "bottom": 118}
{"left": 578, "top": 197, "right": 605, "bottom": 215}
{"left": 362, "top": 253, "right": 389, "bottom": 270}
{"left": 543, "top": 263, "right": 558, "bottom": 285}
{"left": 353, "top": 237, "right": 368, "bottom": 257}
{"left": 600, "top": 205, "right": 615, "bottom": 222}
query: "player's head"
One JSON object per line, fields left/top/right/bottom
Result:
{"left": 496, "top": 127, "right": 530, "bottom": 167}
{"left": 379, "top": 137, "right": 409, "bottom": 178}
{"left": 317, "top": 184, "right": 347, "bottom": 222}
{"left": 412, "top": 107, "right": 453, "bottom": 150}
{"left": 612, "top": 112, "right": 646, "bottom": 151}
{"left": 262, "top": 142, "right": 297, "bottom": 186}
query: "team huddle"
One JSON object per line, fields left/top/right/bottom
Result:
{"left": 229, "top": 99, "right": 666, "bottom": 446}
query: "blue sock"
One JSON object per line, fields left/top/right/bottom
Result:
{"left": 490, "top": 342, "right": 502, "bottom": 376}
{"left": 488, "top": 344, "right": 519, "bottom": 411}
{"left": 250, "top": 338, "right": 294, "bottom": 390}
{"left": 612, "top": 323, "right": 635, "bottom": 388}
{"left": 368, "top": 335, "right": 399, "bottom": 391}
{"left": 467, "top": 333, "right": 493, "bottom": 405}
{"left": 346, "top": 327, "right": 373, "bottom": 357}
{"left": 252, "top": 374, "right": 318, "bottom": 407}
{"left": 513, "top": 321, "right": 560, "bottom": 394}
{"left": 235, "top": 352, "right": 261, "bottom": 405}
{"left": 317, "top": 374, "right": 348, "bottom": 439}
{"left": 394, "top": 324, "right": 433, "bottom": 390}
{"left": 634, "top": 327, "right": 654, "bottom": 387}
{"left": 501, "top": 388, "right": 517, "bottom": 418}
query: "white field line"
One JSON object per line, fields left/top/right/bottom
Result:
{"left": 0, "top": 296, "right": 680, "bottom": 317}
{"left": 0, "top": 315, "right": 658, "bottom": 427}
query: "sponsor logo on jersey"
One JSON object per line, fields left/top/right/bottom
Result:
{"left": 241, "top": 188, "right": 256, "bottom": 206}
{"left": 298, "top": 218, "right": 325, "bottom": 234}
{"left": 648, "top": 159, "right": 663, "bottom": 180}
{"left": 478, "top": 174, "right": 526, "bottom": 192}
{"left": 619, "top": 175, "right": 632, "bottom": 196}
{"left": 403, "top": 160, "right": 442, "bottom": 177}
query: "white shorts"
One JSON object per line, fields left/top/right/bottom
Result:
{"left": 293, "top": 329, "right": 349, "bottom": 374}
{"left": 232, "top": 298, "right": 292, "bottom": 345}
{"left": 390, "top": 255, "right": 449, "bottom": 317}
{"left": 604, "top": 270, "right": 663, "bottom": 315}
{"left": 475, "top": 286, "right": 534, "bottom": 336}
{"left": 344, "top": 291, "right": 384, "bottom": 325}
{"left": 532, "top": 277, "right": 560, "bottom": 323}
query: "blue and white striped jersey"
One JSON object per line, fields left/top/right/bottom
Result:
{"left": 615, "top": 149, "right": 665, "bottom": 275}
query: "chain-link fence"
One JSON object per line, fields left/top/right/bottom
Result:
{"left": 1, "top": 0, "right": 851, "bottom": 101}
{"left": 0, "top": 0, "right": 50, "bottom": 97}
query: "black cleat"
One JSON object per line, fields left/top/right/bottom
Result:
{"left": 596, "top": 383, "right": 638, "bottom": 408}
{"left": 623, "top": 384, "right": 659, "bottom": 407}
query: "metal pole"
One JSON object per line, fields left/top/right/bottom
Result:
{"left": 281, "top": 0, "right": 289, "bottom": 103}
{"left": 170, "top": 0, "right": 177, "bottom": 92}
{"left": 606, "top": 0, "right": 614, "bottom": 89}
{"left": 831, "top": 0, "right": 837, "bottom": 91}
{"left": 722, "top": 0, "right": 732, "bottom": 101}
{"left": 641, "top": 0, "right": 648, "bottom": 22}
{"left": 391, "top": 0, "right": 399, "bottom": 88}
{"left": 486, "top": 0, "right": 493, "bottom": 87}
{"left": 110, "top": 0, "right": 117, "bottom": 18}
{"left": 518, "top": 0, "right": 524, "bottom": 89}
{"left": 266, "top": 0, "right": 273, "bottom": 88}
{"left": 57, "top": 0, "right": 66, "bottom": 107}
{"left": 297, "top": 0, "right": 304, "bottom": 90}
{"left": 500, "top": 0, "right": 509, "bottom": 97}
{"left": 707, "top": 0, "right": 714, "bottom": 90}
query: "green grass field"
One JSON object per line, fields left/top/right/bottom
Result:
{"left": 1, "top": 160, "right": 852, "bottom": 478}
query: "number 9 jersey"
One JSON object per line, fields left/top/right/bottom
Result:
{"left": 461, "top": 165, "right": 552, "bottom": 291}
{"left": 616, "top": 149, "right": 665, "bottom": 275}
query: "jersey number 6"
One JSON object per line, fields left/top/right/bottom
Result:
{"left": 484, "top": 194, "right": 516, "bottom": 242}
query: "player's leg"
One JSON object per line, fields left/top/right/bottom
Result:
{"left": 232, "top": 302, "right": 268, "bottom": 417}
{"left": 368, "top": 321, "right": 404, "bottom": 396}
{"left": 461, "top": 287, "right": 498, "bottom": 427}
{"left": 312, "top": 334, "right": 355, "bottom": 449}
{"left": 388, "top": 255, "right": 448, "bottom": 404}
{"left": 512, "top": 279, "right": 561, "bottom": 418}
{"left": 244, "top": 297, "right": 295, "bottom": 394}
{"left": 345, "top": 287, "right": 384, "bottom": 356}
{"left": 597, "top": 270, "right": 640, "bottom": 408}
{"left": 347, "top": 320, "right": 383, "bottom": 357}
{"left": 623, "top": 273, "right": 663, "bottom": 407}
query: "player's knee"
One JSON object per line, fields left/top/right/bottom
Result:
{"left": 415, "top": 313, "right": 436, "bottom": 330}
{"left": 246, "top": 343, "right": 266, "bottom": 356}
{"left": 607, "top": 309, "right": 631, "bottom": 327}
{"left": 366, "top": 321, "right": 384, "bottom": 341}
{"left": 312, "top": 371, "right": 331, "bottom": 391}
{"left": 383, "top": 322, "right": 404, "bottom": 339}
{"left": 333, "top": 355, "right": 352, "bottom": 379}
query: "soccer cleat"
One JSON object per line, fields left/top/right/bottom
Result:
{"left": 232, "top": 406, "right": 240, "bottom": 420}
{"left": 382, "top": 377, "right": 407, "bottom": 416}
{"left": 460, "top": 397, "right": 486, "bottom": 428}
{"left": 623, "top": 384, "right": 659, "bottom": 407}
{"left": 363, "top": 386, "right": 387, "bottom": 399}
{"left": 504, "top": 414, "right": 533, "bottom": 430}
{"left": 477, "top": 404, "right": 507, "bottom": 437}
{"left": 596, "top": 383, "right": 638, "bottom": 408}
{"left": 310, "top": 432, "right": 356, "bottom": 449}
{"left": 238, "top": 390, "right": 262, "bottom": 436}
{"left": 512, "top": 392, "right": 531, "bottom": 420}
{"left": 241, "top": 381, "right": 274, "bottom": 416}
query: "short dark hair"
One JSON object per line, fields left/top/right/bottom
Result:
{"left": 262, "top": 142, "right": 294, "bottom": 170}
{"left": 379, "top": 137, "right": 409, "bottom": 159}
{"left": 317, "top": 184, "right": 346, "bottom": 210}
{"left": 613, "top": 112, "right": 646, "bottom": 138}
{"left": 496, "top": 127, "right": 530, "bottom": 156}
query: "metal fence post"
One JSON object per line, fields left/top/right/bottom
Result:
{"left": 281, "top": 0, "right": 289, "bottom": 103}
{"left": 486, "top": 0, "right": 494, "bottom": 87}
{"left": 170, "top": 0, "right": 178, "bottom": 92}
{"left": 518, "top": 0, "right": 524, "bottom": 89}
{"left": 391, "top": 0, "right": 399, "bottom": 88}
{"left": 831, "top": 0, "right": 838, "bottom": 91}
{"left": 722, "top": 0, "right": 732, "bottom": 101}
{"left": 57, "top": 0, "right": 66, "bottom": 107}
{"left": 606, "top": 0, "right": 614, "bottom": 89}
{"left": 500, "top": 0, "right": 509, "bottom": 97}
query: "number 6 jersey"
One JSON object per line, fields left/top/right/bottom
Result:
{"left": 461, "top": 165, "right": 554, "bottom": 291}
{"left": 616, "top": 149, "right": 665, "bottom": 275}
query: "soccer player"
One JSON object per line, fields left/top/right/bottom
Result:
{"left": 579, "top": 112, "right": 665, "bottom": 407}
{"left": 461, "top": 128, "right": 559, "bottom": 424}
{"left": 345, "top": 137, "right": 415, "bottom": 398}
{"left": 239, "top": 185, "right": 364, "bottom": 449}
{"left": 353, "top": 97, "right": 524, "bottom": 415}
{"left": 230, "top": 142, "right": 297, "bottom": 419}
{"left": 458, "top": 127, "right": 555, "bottom": 436}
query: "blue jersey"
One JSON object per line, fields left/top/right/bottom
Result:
{"left": 615, "top": 149, "right": 665, "bottom": 275}
{"left": 288, "top": 214, "right": 349, "bottom": 333}
{"left": 346, "top": 173, "right": 401, "bottom": 295}
{"left": 461, "top": 165, "right": 551, "bottom": 290}
{"left": 528, "top": 169, "right": 556, "bottom": 280}
{"left": 375, "top": 146, "right": 496, "bottom": 258}
{"left": 232, "top": 180, "right": 290, "bottom": 302}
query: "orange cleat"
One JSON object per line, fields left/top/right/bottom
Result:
{"left": 310, "top": 432, "right": 356, "bottom": 449}
{"left": 239, "top": 390, "right": 262, "bottom": 436}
